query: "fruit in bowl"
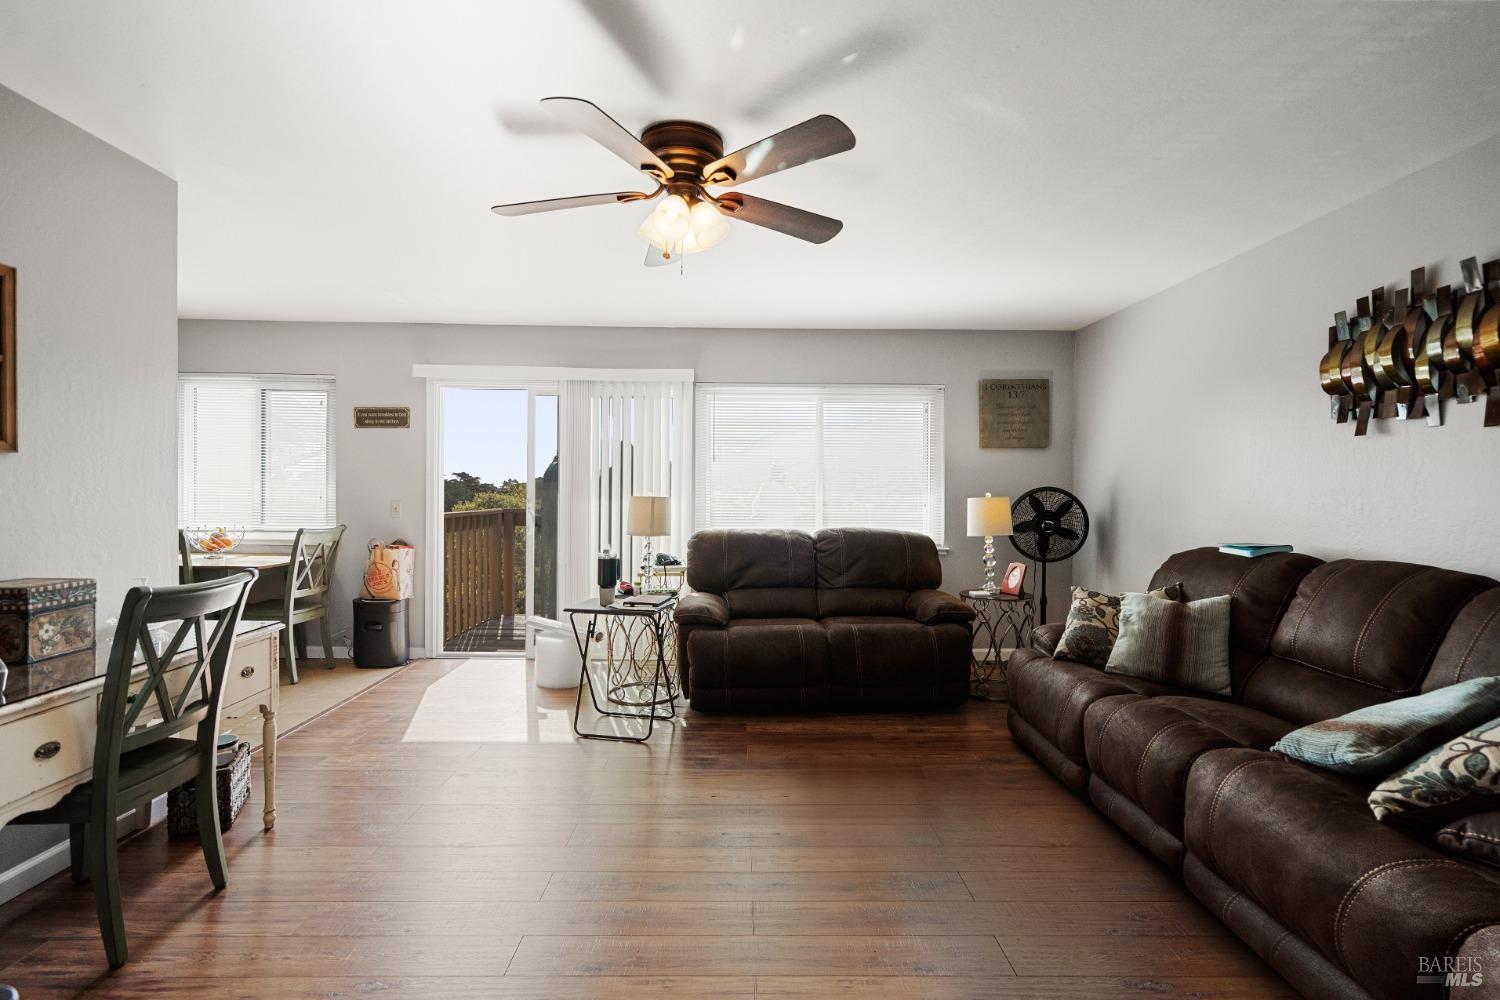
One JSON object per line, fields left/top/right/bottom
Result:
{"left": 186, "top": 526, "right": 244, "bottom": 558}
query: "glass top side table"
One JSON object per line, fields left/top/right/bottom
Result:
{"left": 565, "top": 596, "right": 677, "bottom": 743}
{"left": 961, "top": 589, "right": 1034, "bottom": 702}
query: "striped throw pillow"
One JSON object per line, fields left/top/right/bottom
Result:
{"left": 1273, "top": 677, "right": 1500, "bottom": 778}
{"left": 1104, "top": 592, "right": 1232, "bottom": 695}
{"left": 1054, "top": 583, "right": 1182, "bottom": 667}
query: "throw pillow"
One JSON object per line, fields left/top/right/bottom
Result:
{"left": 1271, "top": 677, "right": 1500, "bottom": 778}
{"left": 1435, "top": 811, "right": 1500, "bottom": 869}
{"left": 1104, "top": 592, "right": 1233, "bottom": 695}
{"left": 1054, "top": 583, "right": 1181, "bottom": 668}
{"left": 1365, "top": 712, "right": 1500, "bottom": 820}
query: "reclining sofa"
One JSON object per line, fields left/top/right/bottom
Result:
{"left": 1008, "top": 547, "right": 1500, "bottom": 1000}
{"left": 672, "top": 528, "right": 975, "bottom": 712}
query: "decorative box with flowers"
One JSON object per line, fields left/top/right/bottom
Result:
{"left": 0, "top": 578, "right": 97, "bottom": 664}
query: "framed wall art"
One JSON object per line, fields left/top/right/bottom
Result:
{"left": 979, "top": 377, "right": 1049, "bottom": 448}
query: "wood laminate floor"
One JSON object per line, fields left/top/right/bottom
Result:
{"left": 0, "top": 658, "right": 1296, "bottom": 998}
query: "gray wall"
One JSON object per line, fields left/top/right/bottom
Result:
{"left": 179, "top": 321, "right": 1077, "bottom": 648}
{"left": 1073, "top": 135, "right": 1500, "bottom": 592}
{"left": 0, "top": 84, "right": 178, "bottom": 895}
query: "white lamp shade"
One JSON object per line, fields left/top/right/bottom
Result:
{"left": 967, "top": 495, "right": 1013, "bottom": 537}
{"left": 628, "top": 495, "right": 671, "bottom": 537}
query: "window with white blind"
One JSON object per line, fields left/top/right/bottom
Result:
{"left": 695, "top": 384, "right": 945, "bottom": 544}
{"left": 178, "top": 374, "right": 337, "bottom": 534}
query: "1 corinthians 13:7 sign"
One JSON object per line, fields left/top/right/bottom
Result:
{"left": 978, "top": 378, "right": 1049, "bottom": 449}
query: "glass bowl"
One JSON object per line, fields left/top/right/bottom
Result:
{"left": 185, "top": 526, "right": 245, "bottom": 558}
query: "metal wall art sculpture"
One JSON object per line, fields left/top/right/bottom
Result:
{"left": 1321, "top": 259, "right": 1500, "bottom": 436}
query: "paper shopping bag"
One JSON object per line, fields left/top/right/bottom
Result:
{"left": 362, "top": 542, "right": 416, "bottom": 600}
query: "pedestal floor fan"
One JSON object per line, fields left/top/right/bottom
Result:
{"left": 1009, "top": 487, "right": 1090, "bottom": 623}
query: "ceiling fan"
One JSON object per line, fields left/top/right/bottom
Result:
{"left": 491, "top": 97, "right": 855, "bottom": 266}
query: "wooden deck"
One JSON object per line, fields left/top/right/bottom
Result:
{"left": 445, "top": 614, "right": 525, "bottom": 653}
{"left": 0, "top": 658, "right": 1294, "bottom": 998}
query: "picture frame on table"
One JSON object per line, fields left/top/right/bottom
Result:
{"left": 998, "top": 561, "right": 1027, "bottom": 596}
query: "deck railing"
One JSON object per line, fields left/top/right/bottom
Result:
{"left": 443, "top": 508, "right": 523, "bottom": 643}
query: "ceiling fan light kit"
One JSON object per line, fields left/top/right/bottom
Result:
{"left": 491, "top": 97, "right": 854, "bottom": 269}
{"left": 638, "top": 194, "right": 729, "bottom": 258}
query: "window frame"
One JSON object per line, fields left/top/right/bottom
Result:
{"left": 694, "top": 382, "right": 946, "bottom": 546}
{"left": 177, "top": 372, "right": 338, "bottom": 543}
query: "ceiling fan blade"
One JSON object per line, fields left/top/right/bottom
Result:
{"left": 736, "top": 28, "right": 917, "bottom": 121}
{"left": 540, "top": 96, "right": 673, "bottom": 180}
{"left": 716, "top": 193, "right": 842, "bottom": 244}
{"left": 702, "top": 115, "right": 855, "bottom": 187}
{"left": 492, "top": 104, "right": 573, "bottom": 136}
{"left": 576, "top": 0, "right": 671, "bottom": 96}
{"left": 491, "top": 191, "right": 652, "bottom": 217}
{"left": 644, "top": 244, "right": 671, "bottom": 267}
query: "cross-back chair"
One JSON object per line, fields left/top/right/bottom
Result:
{"left": 14, "top": 571, "right": 257, "bottom": 968}
{"left": 242, "top": 524, "right": 345, "bottom": 683}
{"left": 177, "top": 528, "right": 195, "bottom": 584}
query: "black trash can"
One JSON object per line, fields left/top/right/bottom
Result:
{"left": 352, "top": 598, "right": 410, "bottom": 668}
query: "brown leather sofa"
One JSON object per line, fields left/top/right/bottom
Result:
{"left": 1008, "top": 547, "right": 1500, "bottom": 1000}
{"left": 672, "top": 528, "right": 975, "bottom": 712}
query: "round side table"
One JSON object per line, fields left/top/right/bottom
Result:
{"left": 961, "top": 589, "right": 1034, "bottom": 701}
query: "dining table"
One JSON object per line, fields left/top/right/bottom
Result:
{"left": 188, "top": 552, "right": 292, "bottom": 572}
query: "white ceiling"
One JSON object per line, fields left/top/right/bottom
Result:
{"left": 2, "top": 0, "right": 1499, "bottom": 331}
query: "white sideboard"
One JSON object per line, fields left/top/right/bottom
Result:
{"left": 0, "top": 622, "right": 282, "bottom": 832}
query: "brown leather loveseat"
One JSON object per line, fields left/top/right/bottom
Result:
{"left": 1008, "top": 547, "right": 1500, "bottom": 1000}
{"left": 673, "top": 528, "right": 975, "bottom": 712}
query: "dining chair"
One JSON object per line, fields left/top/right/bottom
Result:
{"left": 177, "top": 529, "right": 195, "bottom": 585}
{"left": 13, "top": 571, "right": 257, "bottom": 968}
{"left": 242, "top": 525, "right": 345, "bottom": 683}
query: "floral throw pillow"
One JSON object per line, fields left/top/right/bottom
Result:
{"left": 1368, "top": 713, "right": 1500, "bottom": 822}
{"left": 1054, "top": 583, "right": 1181, "bottom": 668}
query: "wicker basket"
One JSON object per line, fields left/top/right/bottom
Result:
{"left": 168, "top": 740, "right": 252, "bottom": 838}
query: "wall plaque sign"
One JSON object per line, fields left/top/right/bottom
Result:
{"left": 354, "top": 406, "right": 410, "bottom": 429}
{"left": 979, "top": 378, "right": 1049, "bottom": 449}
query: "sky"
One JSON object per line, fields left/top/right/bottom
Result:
{"left": 441, "top": 387, "right": 558, "bottom": 488}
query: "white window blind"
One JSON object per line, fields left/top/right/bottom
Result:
{"left": 178, "top": 374, "right": 337, "bottom": 533}
{"left": 695, "top": 384, "right": 944, "bottom": 544}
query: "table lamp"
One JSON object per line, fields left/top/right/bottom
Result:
{"left": 967, "top": 493, "right": 1013, "bottom": 592}
{"left": 628, "top": 495, "right": 671, "bottom": 592}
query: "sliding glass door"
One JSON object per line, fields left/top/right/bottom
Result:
{"left": 435, "top": 383, "right": 559, "bottom": 657}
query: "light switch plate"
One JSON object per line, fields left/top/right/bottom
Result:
{"left": 389, "top": 500, "right": 403, "bottom": 518}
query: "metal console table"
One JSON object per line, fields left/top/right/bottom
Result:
{"left": 565, "top": 596, "right": 677, "bottom": 743}
{"left": 961, "top": 589, "right": 1034, "bottom": 701}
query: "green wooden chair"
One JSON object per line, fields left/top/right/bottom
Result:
{"left": 243, "top": 525, "right": 345, "bottom": 684}
{"left": 177, "top": 529, "right": 195, "bottom": 585}
{"left": 14, "top": 571, "right": 257, "bottom": 968}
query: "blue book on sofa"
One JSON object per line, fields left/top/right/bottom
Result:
{"left": 1218, "top": 543, "right": 1293, "bottom": 558}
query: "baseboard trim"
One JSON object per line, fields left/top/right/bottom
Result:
{"left": 298, "top": 645, "right": 431, "bottom": 660}
{"left": 0, "top": 839, "right": 70, "bottom": 903}
{"left": 0, "top": 803, "right": 153, "bottom": 905}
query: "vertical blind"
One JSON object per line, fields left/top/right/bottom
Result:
{"left": 560, "top": 379, "right": 693, "bottom": 604}
{"left": 694, "top": 384, "right": 945, "bottom": 544}
{"left": 178, "top": 374, "right": 337, "bottom": 532}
